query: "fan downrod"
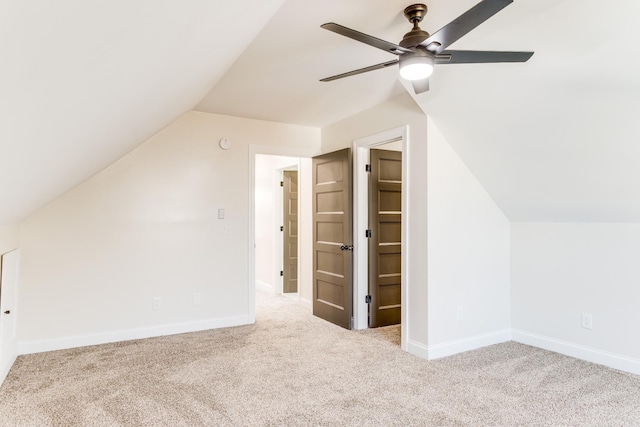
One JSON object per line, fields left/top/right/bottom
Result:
{"left": 401, "top": 3, "right": 430, "bottom": 48}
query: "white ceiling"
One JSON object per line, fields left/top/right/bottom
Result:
{"left": 4, "top": 0, "right": 640, "bottom": 225}
{"left": 199, "top": 0, "right": 640, "bottom": 222}
{"left": 0, "top": 0, "right": 285, "bottom": 225}
{"left": 196, "top": 0, "right": 538, "bottom": 126}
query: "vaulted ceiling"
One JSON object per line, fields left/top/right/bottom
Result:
{"left": 3, "top": 0, "right": 640, "bottom": 225}
{"left": 0, "top": 0, "right": 286, "bottom": 225}
{"left": 199, "top": 0, "right": 640, "bottom": 222}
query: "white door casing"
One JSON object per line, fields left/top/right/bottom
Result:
{"left": 0, "top": 249, "right": 20, "bottom": 385}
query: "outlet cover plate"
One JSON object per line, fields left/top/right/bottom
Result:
{"left": 581, "top": 312, "right": 593, "bottom": 329}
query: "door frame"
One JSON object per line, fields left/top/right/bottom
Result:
{"left": 353, "top": 126, "right": 410, "bottom": 350}
{"left": 0, "top": 249, "right": 20, "bottom": 386}
{"left": 248, "top": 145, "right": 320, "bottom": 323}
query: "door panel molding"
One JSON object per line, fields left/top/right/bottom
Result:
{"left": 283, "top": 170, "right": 298, "bottom": 293}
{"left": 369, "top": 149, "right": 402, "bottom": 327}
{"left": 312, "top": 148, "right": 353, "bottom": 329}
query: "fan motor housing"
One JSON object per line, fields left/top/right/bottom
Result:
{"left": 400, "top": 28, "right": 430, "bottom": 49}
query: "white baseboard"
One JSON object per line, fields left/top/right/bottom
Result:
{"left": 407, "top": 339, "right": 430, "bottom": 360}
{"left": 299, "top": 297, "right": 312, "bottom": 310}
{"left": 407, "top": 329, "right": 512, "bottom": 361}
{"left": 0, "top": 354, "right": 17, "bottom": 386}
{"left": 512, "top": 329, "right": 640, "bottom": 376}
{"left": 18, "top": 315, "right": 251, "bottom": 355}
{"left": 427, "top": 329, "right": 512, "bottom": 360}
{"left": 255, "top": 280, "right": 273, "bottom": 291}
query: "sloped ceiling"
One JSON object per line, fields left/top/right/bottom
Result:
{"left": 5, "top": 0, "right": 640, "bottom": 225}
{"left": 200, "top": 0, "right": 640, "bottom": 222}
{"left": 416, "top": 0, "right": 640, "bottom": 221}
{"left": 0, "top": 0, "right": 286, "bottom": 225}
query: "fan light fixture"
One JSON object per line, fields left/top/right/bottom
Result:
{"left": 320, "top": 1, "right": 535, "bottom": 94}
{"left": 399, "top": 51, "right": 434, "bottom": 81}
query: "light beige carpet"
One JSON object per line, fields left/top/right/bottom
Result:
{"left": 1, "top": 288, "right": 639, "bottom": 426}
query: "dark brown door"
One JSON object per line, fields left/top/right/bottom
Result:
{"left": 312, "top": 148, "right": 353, "bottom": 329}
{"left": 283, "top": 170, "right": 298, "bottom": 293}
{"left": 369, "top": 149, "right": 402, "bottom": 327}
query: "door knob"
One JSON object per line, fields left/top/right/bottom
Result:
{"left": 340, "top": 244, "right": 354, "bottom": 252}
{"left": 3, "top": 310, "right": 9, "bottom": 314}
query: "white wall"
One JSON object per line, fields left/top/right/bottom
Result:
{"left": 322, "top": 93, "right": 429, "bottom": 348}
{"left": 426, "top": 118, "right": 511, "bottom": 358}
{"left": 511, "top": 223, "right": 640, "bottom": 374}
{"left": 0, "top": 226, "right": 18, "bottom": 255}
{"left": 18, "top": 111, "right": 320, "bottom": 353}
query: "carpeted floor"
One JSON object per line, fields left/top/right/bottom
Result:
{"left": 1, "top": 288, "right": 639, "bottom": 426}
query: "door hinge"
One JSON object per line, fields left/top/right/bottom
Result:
{"left": 365, "top": 229, "right": 372, "bottom": 238}
{"left": 365, "top": 164, "right": 372, "bottom": 173}
{"left": 280, "top": 270, "right": 284, "bottom": 277}
{"left": 365, "top": 295, "right": 372, "bottom": 304}
{"left": 280, "top": 181, "right": 284, "bottom": 187}
{"left": 280, "top": 226, "right": 284, "bottom": 231}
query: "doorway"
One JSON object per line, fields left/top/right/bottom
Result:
{"left": 250, "top": 147, "right": 318, "bottom": 320}
{"left": 254, "top": 154, "right": 300, "bottom": 297}
{"left": 248, "top": 134, "right": 410, "bottom": 351}
{"left": 353, "top": 126, "right": 409, "bottom": 350}
{"left": 368, "top": 146, "right": 402, "bottom": 328}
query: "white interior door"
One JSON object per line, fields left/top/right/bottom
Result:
{"left": 0, "top": 249, "right": 20, "bottom": 384}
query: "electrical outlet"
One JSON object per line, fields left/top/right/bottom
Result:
{"left": 456, "top": 306, "right": 464, "bottom": 322}
{"left": 192, "top": 293, "right": 201, "bottom": 306}
{"left": 153, "top": 297, "right": 161, "bottom": 310}
{"left": 581, "top": 312, "right": 593, "bottom": 330}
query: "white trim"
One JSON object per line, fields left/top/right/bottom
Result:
{"left": 299, "top": 297, "right": 312, "bottom": 310}
{"left": 352, "top": 126, "right": 410, "bottom": 353}
{"left": 255, "top": 280, "right": 273, "bottom": 291}
{"left": 0, "top": 354, "right": 17, "bottom": 386}
{"left": 248, "top": 145, "right": 320, "bottom": 324}
{"left": 407, "top": 339, "right": 430, "bottom": 360}
{"left": 274, "top": 168, "right": 285, "bottom": 295}
{"left": 512, "top": 329, "right": 640, "bottom": 376}
{"left": 18, "top": 315, "right": 250, "bottom": 355}
{"left": 426, "top": 330, "right": 512, "bottom": 360}
{"left": 0, "top": 249, "right": 20, "bottom": 387}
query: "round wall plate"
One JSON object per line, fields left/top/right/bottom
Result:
{"left": 219, "top": 138, "right": 231, "bottom": 150}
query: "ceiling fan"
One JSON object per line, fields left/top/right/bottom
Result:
{"left": 320, "top": 0, "right": 533, "bottom": 94}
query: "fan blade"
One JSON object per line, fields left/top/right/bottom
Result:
{"left": 436, "top": 50, "right": 533, "bottom": 64}
{"left": 411, "top": 79, "right": 430, "bottom": 94}
{"left": 320, "top": 60, "right": 399, "bottom": 82}
{"left": 321, "top": 23, "right": 412, "bottom": 55}
{"left": 421, "top": 0, "right": 513, "bottom": 53}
